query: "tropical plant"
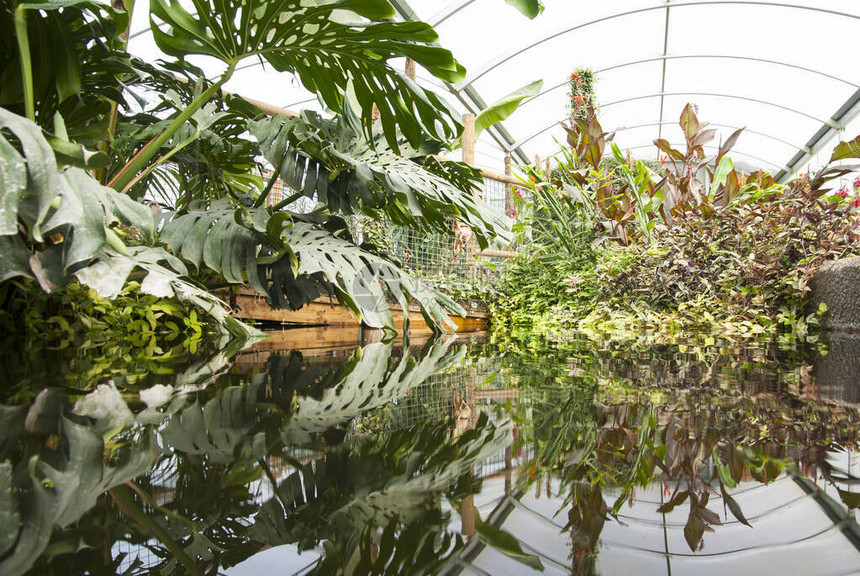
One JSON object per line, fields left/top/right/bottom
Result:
{"left": 1, "top": 0, "right": 514, "bottom": 336}
{"left": 496, "top": 102, "right": 860, "bottom": 333}
{"left": 653, "top": 103, "right": 744, "bottom": 222}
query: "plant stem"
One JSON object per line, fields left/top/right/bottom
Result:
{"left": 110, "top": 484, "right": 204, "bottom": 576}
{"left": 98, "top": 0, "right": 135, "bottom": 183}
{"left": 270, "top": 190, "right": 305, "bottom": 212}
{"left": 110, "top": 61, "right": 237, "bottom": 192}
{"left": 119, "top": 131, "right": 200, "bottom": 194}
{"left": 14, "top": 5, "right": 35, "bottom": 122}
{"left": 254, "top": 164, "right": 282, "bottom": 208}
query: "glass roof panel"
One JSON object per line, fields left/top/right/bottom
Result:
{"left": 418, "top": 0, "right": 860, "bottom": 173}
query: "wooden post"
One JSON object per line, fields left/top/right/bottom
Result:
{"left": 461, "top": 495, "right": 476, "bottom": 537}
{"left": 462, "top": 113, "right": 476, "bottom": 167}
{"left": 461, "top": 113, "right": 477, "bottom": 277}
{"left": 504, "top": 155, "right": 514, "bottom": 216}
{"left": 405, "top": 57, "right": 416, "bottom": 80}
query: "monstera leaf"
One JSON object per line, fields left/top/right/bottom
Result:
{"left": 251, "top": 112, "right": 511, "bottom": 248}
{"left": 159, "top": 202, "right": 274, "bottom": 293}
{"left": 150, "top": 0, "right": 465, "bottom": 150}
{"left": 250, "top": 412, "right": 511, "bottom": 572}
{"left": 281, "top": 222, "right": 463, "bottom": 330}
{"left": 283, "top": 338, "right": 465, "bottom": 439}
{"left": 159, "top": 200, "right": 461, "bottom": 330}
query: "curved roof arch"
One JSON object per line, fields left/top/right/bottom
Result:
{"left": 513, "top": 91, "right": 833, "bottom": 144}
{"left": 457, "top": 2, "right": 860, "bottom": 89}
{"left": 394, "top": 0, "right": 860, "bottom": 180}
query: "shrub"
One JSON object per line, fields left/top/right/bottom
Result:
{"left": 591, "top": 190, "right": 860, "bottom": 327}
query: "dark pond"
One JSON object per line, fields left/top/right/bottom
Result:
{"left": 1, "top": 328, "right": 858, "bottom": 575}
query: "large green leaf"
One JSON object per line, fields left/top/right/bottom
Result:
{"left": 0, "top": 107, "right": 64, "bottom": 241}
{"left": 40, "top": 167, "right": 155, "bottom": 270}
{"left": 250, "top": 410, "right": 510, "bottom": 571}
{"left": 284, "top": 338, "right": 465, "bottom": 439}
{"left": 159, "top": 203, "right": 269, "bottom": 293}
{"left": 0, "top": 458, "right": 53, "bottom": 576}
{"left": 0, "top": 131, "right": 27, "bottom": 235}
{"left": 0, "top": 410, "right": 154, "bottom": 576}
{"left": 282, "top": 222, "right": 462, "bottom": 330}
{"left": 0, "top": 109, "right": 156, "bottom": 281}
{"left": 0, "top": 463, "right": 19, "bottom": 559}
{"left": 251, "top": 112, "right": 511, "bottom": 248}
{"left": 474, "top": 79, "right": 543, "bottom": 140}
{"left": 150, "top": 0, "right": 465, "bottom": 150}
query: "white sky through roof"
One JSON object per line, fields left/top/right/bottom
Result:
{"left": 128, "top": 0, "right": 860, "bottom": 182}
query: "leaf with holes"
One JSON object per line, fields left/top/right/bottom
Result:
{"left": 251, "top": 112, "right": 510, "bottom": 249}
{"left": 150, "top": 0, "right": 465, "bottom": 150}
{"left": 159, "top": 204, "right": 269, "bottom": 293}
{"left": 280, "top": 223, "right": 462, "bottom": 330}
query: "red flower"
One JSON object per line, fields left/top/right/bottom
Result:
{"left": 511, "top": 210, "right": 518, "bottom": 216}
{"left": 854, "top": 176, "right": 860, "bottom": 189}
{"left": 836, "top": 187, "right": 849, "bottom": 199}
{"left": 660, "top": 154, "right": 667, "bottom": 166}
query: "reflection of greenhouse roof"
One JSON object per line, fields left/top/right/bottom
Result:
{"left": 129, "top": 1, "right": 860, "bottom": 178}
{"left": 463, "top": 469, "right": 860, "bottom": 576}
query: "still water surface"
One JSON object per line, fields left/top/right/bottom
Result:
{"left": 1, "top": 329, "right": 858, "bottom": 575}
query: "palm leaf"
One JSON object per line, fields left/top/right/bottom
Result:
{"left": 150, "top": 0, "right": 465, "bottom": 150}
{"left": 474, "top": 79, "right": 543, "bottom": 140}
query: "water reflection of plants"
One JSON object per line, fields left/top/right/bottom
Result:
{"left": 1, "top": 337, "right": 516, "bottom": 575}
{"left": 486, "top": 330, "right": 858, "bottom": 566}
{"left": 526, "top": 392, "right": 858, "bottom": 559}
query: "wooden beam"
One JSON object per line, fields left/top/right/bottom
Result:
{"left": 238, "top": 95, "right": 298, "bottom": 118}
{"left": 231, "top": 290, "right": 489, "bottom": 332}
{"left": 462, "top": 113, "right": 476, "bottom": 166}
{"left": 504, "top": 155, "right": 514, "bottom": 216}
{"left": 480, "top": 168, "right": 520, "bottom": 186}
{"left": 477, "top": 249, "right": 518, "bottom": 259}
